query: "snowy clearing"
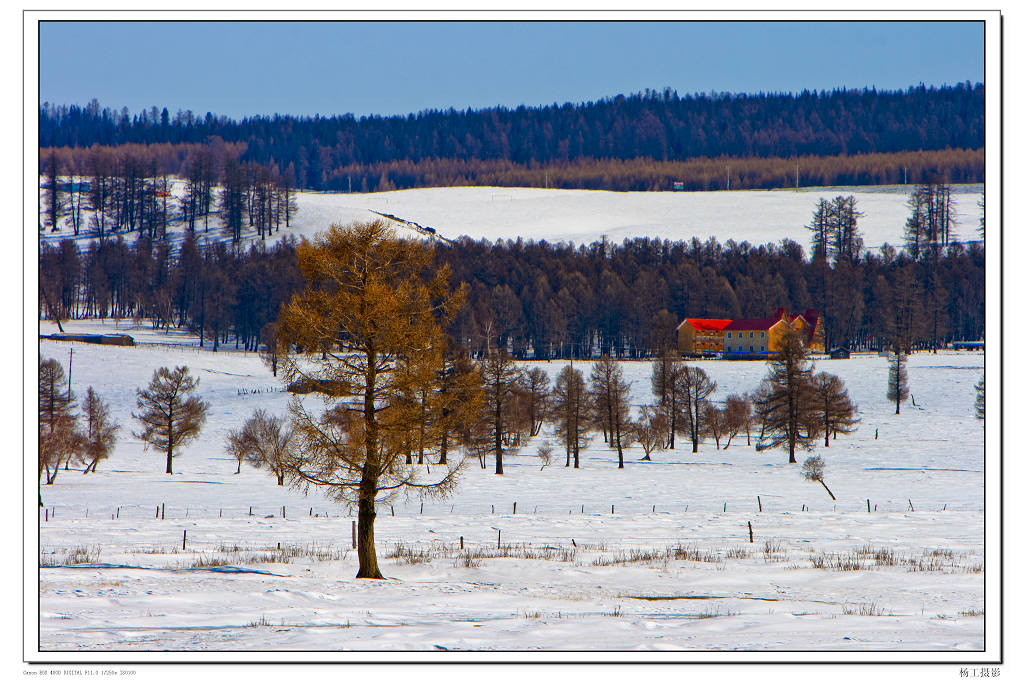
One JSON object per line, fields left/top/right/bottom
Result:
{"left": 32, "top": 320, "right": 989, "bottom": 658}
{"left": 40, "top": 182, "right": 984, "bottom": 254}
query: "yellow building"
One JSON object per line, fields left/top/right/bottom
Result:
{"left": 679, "top": 308, "right": 824, "bottom": 356}
{"left": 676, "top": 318, "right": 731, "bottom": 354}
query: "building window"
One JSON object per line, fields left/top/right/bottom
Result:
{"left": 760, "top": 346, "right": 765, "bottom": 351}
{"left": 727, "top": 332, "right": 732, "bottom": 338}
{"left": 761, "top": 332, "right": 765, "bottom": 338}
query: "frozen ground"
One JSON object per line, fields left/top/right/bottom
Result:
{"left": 40, "top": 182, "right": 984, "bottom": 254}
{"left": 33, "top": 321, "right": 990, "bottom": 658}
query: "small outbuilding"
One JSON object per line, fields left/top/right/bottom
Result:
{"left": 829, "top": 347, "right": 851, "bottom": 359}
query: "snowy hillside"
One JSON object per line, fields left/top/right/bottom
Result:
{"left": 34, "top": 322, "right": 990, "bottom": 655}
{"left": 41, "top": 182, "right": 984, "bottom": 254}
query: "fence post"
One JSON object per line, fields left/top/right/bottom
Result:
{"left": 867, "top": 499, "right": 871, "bottom": 513}
{"left": 162, "top": 503, "right": 165, "bottom": 520}
{"left": 513, "top": 502, "right": 517, "bottom": 515}
{"left": 351, "top": 520, "right": 356, "bottom": 549}
{"left": 748, "top": 521, "right": 754, "bottom": 543}
{"left": 182, "top": 530, "right": 187, "bottom": 550}
{"left": 460, "top": 536, "right": 464, "bottom": 550}
{"left": 757, "top": 496, "right": 762, "bottom": 512}
{"left": 497, "top": 529, "right": 501, "bottom": 549}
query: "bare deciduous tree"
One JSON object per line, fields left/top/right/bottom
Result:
{"left": 633, "top": 405, "right": 668, "bottom": 461}
{"left": 552, "top": 365, "right": 590, "bottom": 468}
{"left": 811, "top": 372, "right": 859, "bottom": 446}
{"left": 802, "top": 455, "right": 836, "bottom": 500}
{"left": 701, "top": 401, "right": 724, "bottom": 450}
{"left": 975, "top": 376, "right": 985, "bottom": 421}
{"left": 651, "top": 352, "right": 682, "bottom": 448}
{"left": 81, "top": 387, "right": 118, "bottom": 473}
{"left": 522, "top": 367, "right": 551, "bottom": 437}
{"left": 677, "top": 364, "right": 716, "bottom": 453}
{"left": 589, "top": 355, "right": 632, "bottom": 468}
{"left": 39, "top": 357, "right": 81, "bottom": 488}
{"left": 225, "top": 409, "right": 294, "bottom": 483}
{"left": 721, "top": 394, "right": 753, "bottom": 449}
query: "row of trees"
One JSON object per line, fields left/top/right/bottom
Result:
{"left": 39, "top": 358, "right": 209, "bottom": 498}
{"left": 41, "top": 143, "right": 983, "bottom": 197}
{"left": 39, "top": 226, "right": 985, "bottom": 362}
{"left": 38, "top": 357, "right": 118, "bottom": 490}
{"left": 40, "top": 85, "right": 984, "bottom": 191}
{"left": 40, "top": 141, "right": 298, "bottom": 243}
{"left": 40, "top": 234, "right": 302, "bottom": 353}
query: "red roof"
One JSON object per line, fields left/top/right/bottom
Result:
{"left": 725, "top": 317, "right": 787, "bottom": 331}
{"left": 679, "top": 318, "right": 732, "bottom": 331}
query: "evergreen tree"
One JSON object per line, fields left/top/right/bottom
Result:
{"left": 754, "top": 329, "right": 817, "bottom": 463}
{"left": 480, "top": 348, "right": 522, "bottom": 475}
{"left": 276, "top": 220, "right": 478, "bottom": 579}
{"left": 133, "top": 366, "right": 208, "bottom": 474}
{"left": 887, "top": 350, "right": 909, "bottom": 415}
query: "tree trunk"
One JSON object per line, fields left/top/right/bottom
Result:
{"left": 820, "top": 479, "right": 836, "bottom": 500}
{"left": 355, "top": 470, "right": 383, "bottom": 579}
{"left": 615, "top": 420, "right": 624, "bottom": 469}
{"left": 494, "top": 395, "right": 504, "bottom": 475}
{"left": 356, "top": 348, "right": 385, "bottom": 579}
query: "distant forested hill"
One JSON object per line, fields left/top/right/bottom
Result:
{"left": 40, "top": 84, "right": 984, "bottom": 191}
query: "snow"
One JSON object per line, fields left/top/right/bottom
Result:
{"left": 41, "top": 181, "right": 985, "bottom": 253}
{"left": 33, "top": 321, "right": 990, "bottom": 659}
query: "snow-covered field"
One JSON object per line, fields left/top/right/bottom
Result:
{"left": 32, "top": 320, "right": 991, "bottom": 659}
{"left": 41, "top": 182, "right": 984, "bottom": 252}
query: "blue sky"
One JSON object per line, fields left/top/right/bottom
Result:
{"left": 39, "top": 20, "right": 985, "bottom": 119}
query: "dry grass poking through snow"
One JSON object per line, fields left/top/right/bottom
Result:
{"left": 40, "top": 545, "right": 101, "bottom": 567}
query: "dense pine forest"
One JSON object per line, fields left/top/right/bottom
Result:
{"left": 39, "top": 230, "right": 985, "bottom": 359}
{"left": 40, "top": 84, "right": 984, "bottom": 192}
